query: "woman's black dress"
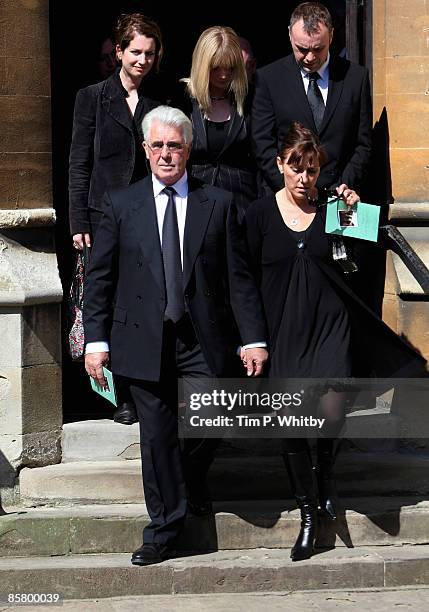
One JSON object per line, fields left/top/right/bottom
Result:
{"left": 244, "top": 195, "right": 426, "bottom": 379}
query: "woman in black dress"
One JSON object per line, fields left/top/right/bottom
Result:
{"left": 242, "top": 122, "right": 426, "bottom": 561}
{"left": 178, "top": 26, "right": 258, "bottom": 213}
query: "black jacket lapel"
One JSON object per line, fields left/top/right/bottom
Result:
{"left": 101, "top": 73, "right": 133, "bottom": 133}
{"left": 131, "top": 177, "right": 165, "bottom": 295}
{"left": 183, "top": 181, "right": 214, "bottom": 290}
{"left": 190, "top": 100, "right": 208, "bottom": 151}
{"left": 319, "top": 57, "right": 347, "bottom": 135}
{"left": 284, "top": 55, "right": 316, "bottom": 130}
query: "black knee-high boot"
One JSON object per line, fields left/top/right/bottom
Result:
{"left": 282, "top": 449, "right": 318, "bottom": 561}
{"left": 316, "top": 438, "right": 339, "bottom": 521}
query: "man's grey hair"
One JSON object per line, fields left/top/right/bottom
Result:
{"left": 142, "top": 106, "right": 193, "bottom": 145}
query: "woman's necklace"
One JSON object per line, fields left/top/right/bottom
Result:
{"left": 285, "top": 203, "right": 303, "bottom": 226}
{"left": 210, "top": 95, "right": 228, "bottom": 101}
{"left": 278, "top": 190, "right": 311, "bottom": 227}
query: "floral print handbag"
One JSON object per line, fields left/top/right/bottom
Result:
{"left": 66, "top": 247, "right": 90, "bottom": 360}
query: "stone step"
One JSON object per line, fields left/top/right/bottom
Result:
{"left": 19, "top": 452, "right": 429, "bottom": 505}
{"left": 61, "top": 414, "right": 400, "bottom": 463}
{"left": 1, "top": 497, "right": 429, "bottom": 558}
{"left": 5, "top": 588, "right": 429, "bottom": 612}
{"left": 61, "top": 420, "right": 141, "bottom": 462}
{"left": 1, "top": 546, "right": 429, "bottom": 599}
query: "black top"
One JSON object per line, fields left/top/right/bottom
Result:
{"left": 206, "top": 119, "right": 230, "bottom": 157}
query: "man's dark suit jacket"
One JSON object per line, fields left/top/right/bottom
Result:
{"left": 83, "top": 175, "right": 266, "bottom": 381}
{"left": 251, "top": 54, "right": 372, "bottom": 193}
{"left": 68, "top": 71, "right": 159, "bottom": 236}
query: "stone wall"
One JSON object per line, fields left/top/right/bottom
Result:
{"left": 373, "top": 0, "right": 429, "bottom": 202}
{"left": 0, "top": 0, "right": 52, "bottom": 210}
{"left": 0, "top": 0, "right": 62, "bottom": 505}
{"left": 374, "top": 0, "right": 429, "bottom": 364}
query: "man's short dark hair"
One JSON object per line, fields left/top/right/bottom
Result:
{"left": 290, "top": 2, "right": 333, "bottom": 34}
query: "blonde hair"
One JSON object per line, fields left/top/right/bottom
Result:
{"left": 183, "top": 26, "right": 248, "bottom": 116}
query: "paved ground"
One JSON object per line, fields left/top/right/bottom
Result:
{"left": 1, "top": 587, "right": 429, "bottom": 611}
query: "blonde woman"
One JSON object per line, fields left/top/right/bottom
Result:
{"left": 178, "top": 26, "right": 258, "bottom": 212}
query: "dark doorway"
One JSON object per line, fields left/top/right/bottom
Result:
{"left": 50, "top": 1, "right": 360, "bottom": 422}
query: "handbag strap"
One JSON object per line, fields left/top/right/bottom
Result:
{"left": 70, "top": 251, "right": 85, "bottom": 307}
{"left": 83, "top": 244, "right": 91, "bottom": 269}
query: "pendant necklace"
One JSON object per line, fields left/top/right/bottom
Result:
{"left": 290, "top": 217, "right": 299, "bottom": 226}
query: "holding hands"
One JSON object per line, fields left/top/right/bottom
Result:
{"left": 240, "top": 347, "right": 269, "bottom": 377}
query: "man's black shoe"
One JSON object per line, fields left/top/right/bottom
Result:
{"left": 131, "top": 543, "right": 175, "bottom": 566}
{"left": 113, "top": 402, "right": 138, "bottom": 425}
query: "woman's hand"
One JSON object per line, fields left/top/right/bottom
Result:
{"left": 241, "top": 347, "right": 269, "bottom": 377}
{"left": 336, "top": 184, "right": 360, "bottom": 208}
{"left": 73, "top": 233, "right": 91, "bottom": 250}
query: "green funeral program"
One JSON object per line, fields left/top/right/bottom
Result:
{"left": 325, "top": 197, "right": 380, "bottom": 242}
{"left": 90, "top": 366, "right": 117, "bottom": 406}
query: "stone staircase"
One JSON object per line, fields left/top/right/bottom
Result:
{"left": 1, "top": 419, "right": 429, "bottom": 599}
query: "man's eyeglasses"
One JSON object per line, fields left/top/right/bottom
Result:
{"left": 146, "top": 141, "right": 185, "bottom": 154}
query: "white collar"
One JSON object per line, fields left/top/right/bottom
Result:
{"left": 300, "top": 52, "right": 330, "bottom": 80}
{"left": 151, "top": 171, "right": 188, "bottom": 198}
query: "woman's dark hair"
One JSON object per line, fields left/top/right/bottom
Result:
{"left": 115, "top": 13, "right": 163, "bottom": 72}
{"left": 278, "top": 121, "right": 327, "bottom": 167}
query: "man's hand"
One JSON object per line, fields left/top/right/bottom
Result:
{"left": 241, "top": 347, "right": 269, "bottom": 377}
{"left": 85, "top": 352, "right": 109, "bottom": 388}
{"left": 73, "top": 233, "right": 91, "bottom": 250}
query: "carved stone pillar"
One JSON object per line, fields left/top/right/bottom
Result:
{"left": 0, "top": 0, "right": 62, "bottom": 505}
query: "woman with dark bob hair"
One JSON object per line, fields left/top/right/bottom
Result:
{"left": 241, "top": 122, "right": 426, "bottom": 561}
{"left": 69, "top": 13, "right": 163, "bottom": 247}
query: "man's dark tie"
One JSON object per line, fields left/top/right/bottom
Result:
{"left": 162, "top": 186, "right": 185, "bottom": 323}
{"left": 307, "top": 72, "right": 325, "bottom": 132}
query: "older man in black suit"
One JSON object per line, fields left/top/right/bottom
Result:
{"left": 84, "top": 106, "right": 268, "bottom": 566}
{"left": 251, "top": 1, "right": 372, "bottom": 195}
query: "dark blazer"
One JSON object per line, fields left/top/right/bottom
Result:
{"left": 68, "top": 71, "right": 160, "bottom": 235}
{"left": 179, "top": 91, "right": 259, "bottom": 212}
{"left": 83, "top": 175, "right": 267, "bottom": 381}
{"left": 251, "top": 54, "right": 372, "bottom": 194}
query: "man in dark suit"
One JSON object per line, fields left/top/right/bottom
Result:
{"left": 84, "top": 106, "right": 268, "bottom": 566}
{"left": 251, "top": 1, "right": 372, "bottom": 195}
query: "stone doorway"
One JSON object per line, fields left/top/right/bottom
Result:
{"left": 49, "top": 0, "right": 367, "bottom": 422}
